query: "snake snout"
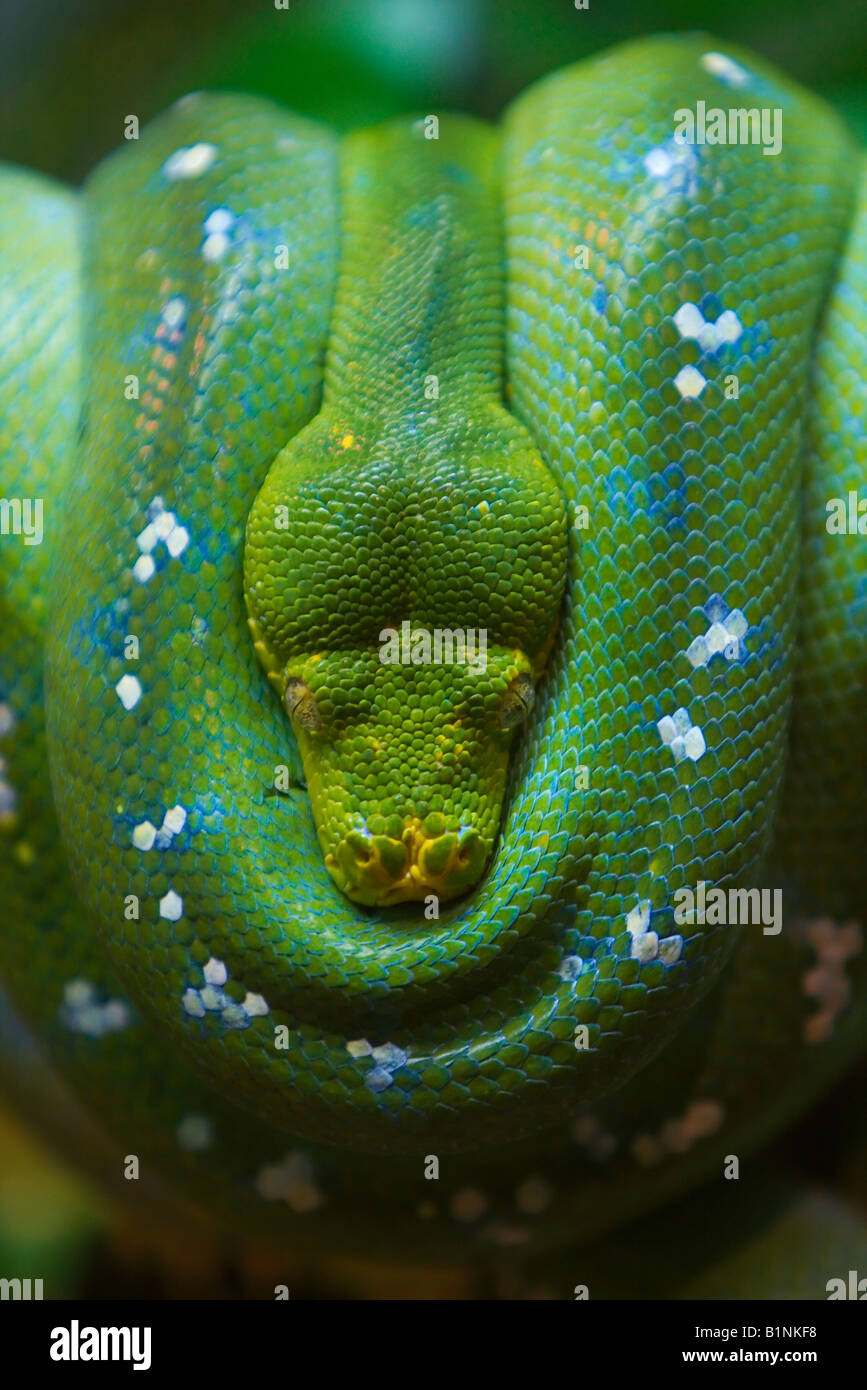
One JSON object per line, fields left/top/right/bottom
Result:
{"left": 328, "top": 818, "right": 490, "bottom": 906}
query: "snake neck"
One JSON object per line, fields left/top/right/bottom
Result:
{"left": 322, "top": 115, "right": 504, "bottom": 420}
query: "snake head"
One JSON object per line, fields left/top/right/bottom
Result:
{"left": 243, "top": 409, "right": 567, "bottom": 908}
{"left": 274, "top": 646, "right": 538, "bottom": 905}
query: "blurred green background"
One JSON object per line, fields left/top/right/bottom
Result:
{"left": 1, "top": 0, "right": 866, "bottom": 184}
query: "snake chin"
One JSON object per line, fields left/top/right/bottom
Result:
{"left": 326, "top": 818, "right": 490, "bottom": 906}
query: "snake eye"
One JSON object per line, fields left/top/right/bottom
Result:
{"left": 284, "top": 678, "right": 321, "bottom": 731}
{"left": 499, "top": 674, "right": 535, "bottom": 730}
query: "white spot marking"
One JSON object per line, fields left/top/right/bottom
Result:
{"left": 658, "top": 706, "right": 706, "bottom": 763}
{"left": 687, "top": 598, "right": 749, "bottom": 668}
{"left": 181, "top": 958, "right": 269, "bottom": 1030}
{"left": 644, "top": 145, "right": 673, "bottom": 178}
{"left": 243, "top": 992, "right": 269, "bottom": 1017}
{"left": 165, "top": 525, "right": 190, "bottom": 558}
{"left": 203, "top": 957, "right": 227, "bottom": 986}
{"left": 152, "top": 511, "right": 176, "bottom": 541}
{"left": 132, "top": 505, "right": 190, "bottom": 583}
{"left": 658, "top": 934, "right": 683, "bottom": 965}
{"left": 136, "top": 803, "right": 187, "bottom": 851}
{"left": 132, "top": 555, "right": 155, "bottom": 584}
{"left": 631, "top": 931, "right": 659, "bottom": 963}
{"left": 199, "top": 985, "right": 228, "bottom": 1011}
{"left": 558, "top": 954, "right": 584, "bottom": 981}
{"left": 643, "top": 138, "right": 700, "bottom": 195}
{"left": 132, "top": 820, "right": 157, "bottom": 851}
{"left": 161, "top": 297, "right": 187, "bottom": 329}
{"left": 202, "top": 233, "right": 230, "bottom": 263}
{"left": 163, "top": 804, "right": 187, "bottom": 835}
{"left": 711, "top": 309, "right": 743, "bottom": 345}
{"left": 673, "top": 303, "right": 705, "bottom": 338}
{"left": 365, "top": 1068, "right": 393, "bottom": 1093}
{"left": 159, "top": 889, "right": 184, "bottom": 921}
{"left": 136, "top": 523, "right": 159, "bottom": 553}
{"left": 182, "top": 989, "right": 205, "bottom": 1018}
{"left": 700, "top": 52, "right": 751, "bottom": 88}
{"left": 204, "top": 208, "right": 234, "bottom": 235}
{"left": 674, "top": 365, "right": 707, "bottom": 399}
{"left": 115, "top": 674, "right": 142, "bottom": 710}
{"left": 371, "top": 1042, "right": 407, "bottom": 1070}
{"left": 163, "top": 143, "right": 218, "bottom": 181}
{"left": 683, "top": 726, "right": 706, "bottom": 761}
{"left": 674, "top": 301, "right": 743, "bottom": 351}
{"left": 61, "top": 979, "right": 132, "bottom": 1037}
{"left": 626, "top": 899, "right": 652, "bottom": 937}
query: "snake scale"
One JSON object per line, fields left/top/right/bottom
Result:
{"left": 0, "top": 33, "right": 865, "bottom": 1275}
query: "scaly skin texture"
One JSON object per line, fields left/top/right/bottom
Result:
{"left": 0, "top": 35, "right": 865, "bottom": 1275}
{"left": 244, "top": 117, "right": 567, "bottom": 904}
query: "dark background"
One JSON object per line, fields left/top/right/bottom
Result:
{"left": 1, "top": 0, "right": 866, "bottom": 184}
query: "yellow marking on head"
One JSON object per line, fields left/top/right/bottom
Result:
{"left": 340, "top": 434, "right": 355, "bottom": 450}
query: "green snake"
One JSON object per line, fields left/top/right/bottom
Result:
{"left": 1, "top": 32, "right": 865, "bottom": 1275}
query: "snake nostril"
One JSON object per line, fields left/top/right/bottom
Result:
{"left": 455, "top": 829, "right": 481, "bottom": 872}
{"left": 344, "top": 830, "right": 375, "bottom": 872}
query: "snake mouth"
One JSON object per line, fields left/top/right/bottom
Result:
{"left": 326, "top": 819, "right": 490, "bottom": 906}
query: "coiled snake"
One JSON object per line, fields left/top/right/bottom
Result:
{"left": 0, "top": 33, "right": 865, "bottom": 1275}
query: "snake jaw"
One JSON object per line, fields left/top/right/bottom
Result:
{"left": 326, "top": 818, "right": 490, "bottom": 906}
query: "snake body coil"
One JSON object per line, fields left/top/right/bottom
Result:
{"left": 0, "top": 34, "right": 865, "bottom": 1264}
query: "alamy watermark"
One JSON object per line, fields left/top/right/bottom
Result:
{"left": 826, "top": 1269, "right": 867, "bottom": 1299}
{"left": 49, "top": 1321, "right": 152, "bottom": 1370}
{"left": 825, "top": 490, "right": 866, "bottom": 534}
{"left": 0, "top": 497, "right": 43, "bottom": 546}
{"left": 674, "top": 881, "right": 782, "bottom": 935}
{"left": 379, "top": 622, "right": 487, "bottom": 669}
{"left": 674, "top": 102, "right": 782, "bottom": 156}
{"left": 0, "top": 1276, "right": 42, "bottom": 1299}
